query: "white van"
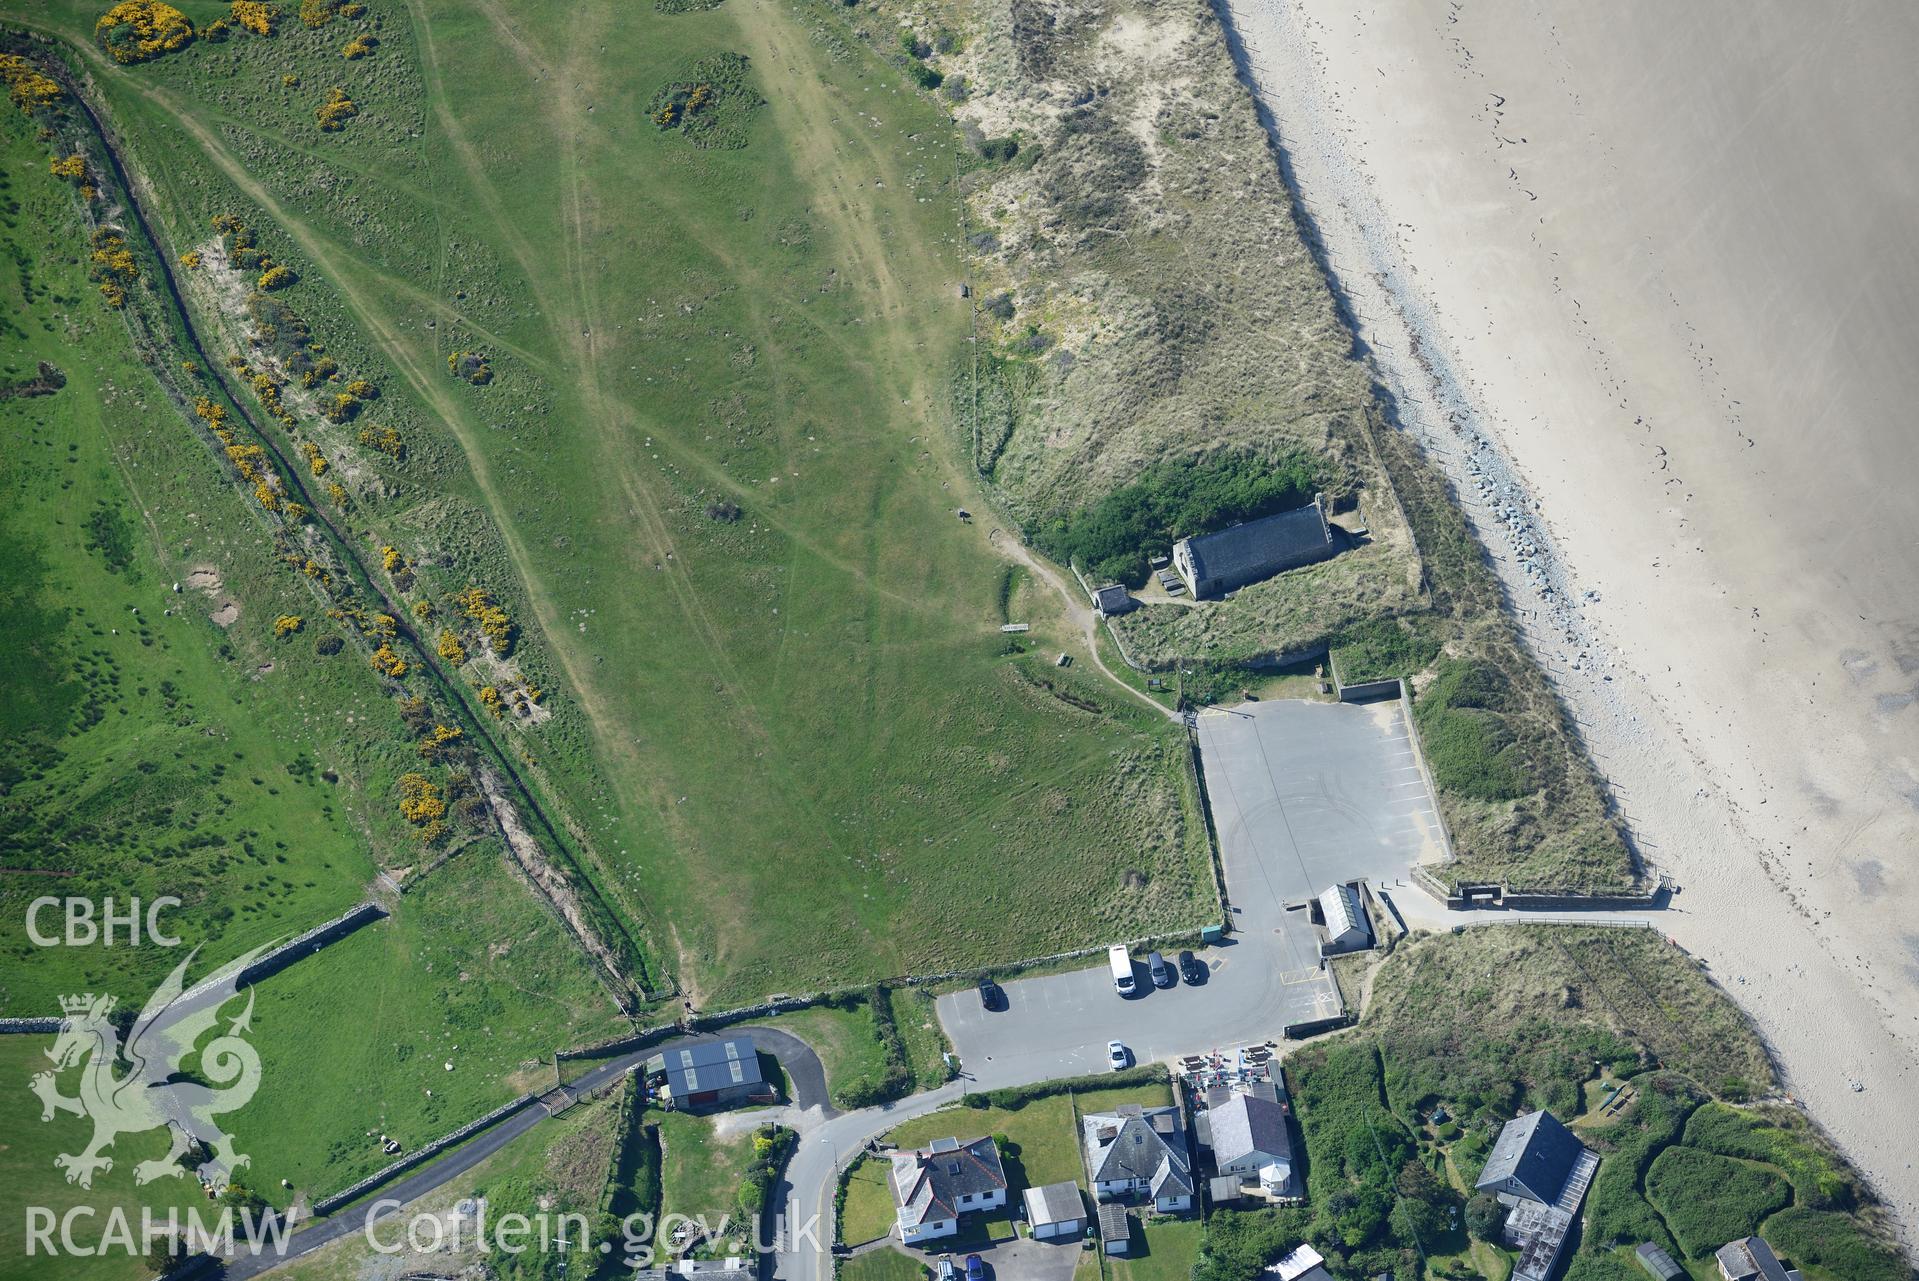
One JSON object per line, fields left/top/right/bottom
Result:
{"left": 1108, "top": 945, "right": 1136, "bottom": 995}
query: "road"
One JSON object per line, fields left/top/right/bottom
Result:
{"left": 216, "top": 1026, "right": 829, "bottom": 1279}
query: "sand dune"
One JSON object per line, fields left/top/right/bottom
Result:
{"left": 1217, "top": 0, "right": 1919, "bottom": 1241}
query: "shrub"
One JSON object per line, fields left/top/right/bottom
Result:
{"left": 1193, "top": 1207, "right": 1316, "bottom": 1281}
{"left": 368, "top": 643, "right": 407, "bottom": 679}
{"left": 229, "top": 1, "right": 276, "bottom": 36}
{"left": 1330, "top": 617, "right": 1442, "bottom": 685}
{"left": 1413, "top": 660, "right": 1533, "bottom": 802}
{"left": 1682, "top": 1104, "right": 1853, "bottom": 1210}
{"left": 1464, "top": 1192, "right": 1505, "bottom": 1241}
{"left": 1644, "top": 1146, "right": 1788, "bottom": 1257}
{"left": 1581, "top": 1074, "right": 1700, "bottom": 1255}
{"left": 94, "top": 2, "right": 194, "bottom": 64}
{"left": 1034, "top": 451, "right": 1322, "bottom": 587}
{"left": 1761, "top": 1208, "right": 1908, "bottom": 1281}
{"left": 315, "top": 635, "right": 343, "bottom": 656}
{"left": 273, "top": 615, "right": 303, "bottom": 637}
{"left": 298, "top": 0, "right": 337, "bottom": 25}
{"left": 0, "top": 54, "right": 65, "bottom": 114}
{"left": 257, "top": 264, "right": 296, "bottom": 290}
{"left": 647, "top": 53, "right": 763, "bottom": 150}
{"left": 315, "top": 85, "right": 357, "bottom": 131}
{"left": 437, "top": 630, "right": 467, "bottom": 665}
{"left": 447, "top": 350, "right": 492, "bottom": 384}
{"left": 341, "top": 33, "right": 375, "bottom": 58}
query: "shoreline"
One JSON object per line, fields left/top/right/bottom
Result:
{"left": 1215, "top": 0, "right": 1919, "bottom": 1244}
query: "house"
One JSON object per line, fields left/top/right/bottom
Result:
{"left": 1097, "top": 1202, "right": 1133, "bottom": 1255}
{"left": 1092, "top": 583, "right": 1135, "bottom": 618}
{"left": 1266, "top": 1244, "right": 1336, "bottom": 1281}
{"left": 889, "top": 1136, "right": 1008, "bottom": 1245}
{"left": 1023, "top": 1181, "right": 1087, "bottom": 1239}
{"left": 1474, "top": 1110, "right": 1600, "bottom": 1281}
{"left": 1635, "top": 1243, "right": 1685, "bottom": 1281}
{"left": 1317, "top": 883, "right": 1371, "bottom": 955}
{"left": 1172, "top": 496, "right": 1337, "bottom": 600}
{"left": 1716, "top": 1237, "right": 1798, "bottom": 1281}
{"left": 1474, "top": 1110, "right": 1590, "bottom": 1206}
{"left": 642, "top": 1036, "right": 772, "bottom": 1112}
{"left": 1207, "top": 1089, "right": 1296, "bottom": 1197}
{"left": 1082, "top": 1104, "right": 1194, "bottom": 1212}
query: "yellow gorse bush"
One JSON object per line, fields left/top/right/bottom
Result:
{"left": 0, "top": 54, "right": 63, "bottom": 114}
{"left": 94, "top": 2, "right": 194, "bottom": 64}
{"left": 230, "top": 1, "right": 276, "bottom": 36}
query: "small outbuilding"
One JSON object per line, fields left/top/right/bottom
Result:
{"left": 1636, "top": 1243, "right": 1685, "bottom": 1281}
{"left": 1097, "top": 1202, "right": 1133, "bottom": 1255}
{"left": 1317, "top": 883, "right": 1371, "bottom": 955}
{"left": 1023, "top": 1181, "right": 1087, "bottom": 1239}
{"left": 1092, "top": 583, "right": 1135, "bottom": 618}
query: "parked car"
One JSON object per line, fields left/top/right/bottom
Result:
{"left": 1108, "top": 944, "right": 1136, "bottom": 996}
{"left": 1148, "top": 950, "right": 1174, "bottom": 988}
{"left": 939, "top": 1258, "right": 958, "bottom": 1281}
{"left": 1107, "top": 1040, "right": 1129, "bottom": 1071}
{"left": 977, "top": 977, "right": 1006, "bottom": 1011}
{"left": 966, "top": 1255, "right": 986, "bottom": 1281}
{"left": 1178, "top": 949, "right": 1206, "bottom": 984}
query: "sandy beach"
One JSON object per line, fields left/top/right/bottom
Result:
{"left": 1216, "top": 0, "right": 1919, "bottom": 1242}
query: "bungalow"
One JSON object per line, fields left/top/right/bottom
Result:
{"left": 1207, "top": 1087, "right": 1296, "bottom": 1197}
{"left": 889, "top": 1136, "right": 1008, "bottom": 1246}
{"left": 1082, "top": 1104, "right": 1194, "bottom": 1212}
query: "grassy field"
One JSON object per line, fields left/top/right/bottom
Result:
{"left": 222, "top": 848, "right": 626, "bottom": 1197}
{"left": 0, "top": 102, "right": 389, "bottom": 1012}
{"left": 4, "top": 0, "right": 1216, "bottom": 1010}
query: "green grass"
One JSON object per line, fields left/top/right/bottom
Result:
{"left": 1760, "top": 1208, "right": 1909, "bottom": 1281}
{"left": 1644, "top": 1147, "right": 1789, "bottom": 1258}
{"left": 222, "top": 848, "right": 626, "bottom": 1199}
{"left": 8, "top": 0, "right": 1216, "bottom": 1009}
{"left": 842, "top": 1248, "right": 932, "bottom": 1281}
{"left": 761, "top": 1000, "right": 899, "bottom": 1108}
{"left": 656, "top": 1111, "right": 756, "bottom": 1231}
{"left": 0, "top": 105, "right": 387, "bottom": 1013}
{"left": 890, "top": 987, "right": 956, "bottom": 1091}
{"left": 267, "top": 1090, "right": 626, "bottom": 1281}
{"left": 888, "top": 1096, "right": 1081, "bottom": 1190}
{"left": 841, "top": 1154, "right": 901, "bottom": 1247}
{"left": 1107, "top": 1216, "right": 1204, "bottom": 1281}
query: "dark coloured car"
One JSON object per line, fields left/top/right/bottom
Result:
{"left": 966, "top": 1255, "right": 985, "bottom": 1281}
{"left": 977, "top": 977, "right": 1006, "bottom": 1011}
{"left": 1148, "top": 950, "right": 1175, "bottom": 988}
{"left": 1178, "top": 949, "right": 1206, "bottom": 984}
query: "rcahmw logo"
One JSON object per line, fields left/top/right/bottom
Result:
{"left": 24, "top": 1203, "right": 300, "bottom": 1260}
{"left": 31, "top": 943, "right": 273, "bottom": 1190}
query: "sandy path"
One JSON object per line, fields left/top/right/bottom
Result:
{"left": 1214, "top": 0, "right": 1919, "bottom": 1243}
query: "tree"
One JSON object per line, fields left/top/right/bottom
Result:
{"left": 1466, "top": 1192, "right": 1507, "bottom": 1242}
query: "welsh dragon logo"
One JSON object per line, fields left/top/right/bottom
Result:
{"left": 31, "top": 943, "right": 274, "bottom": 1189}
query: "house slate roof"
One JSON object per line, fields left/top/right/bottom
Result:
{"left": 1178, "top": 500, "right": 1332, "bottom": 589}
{"left": 1023, "top": 1181, "right": 1085, "bottom": 1227}
{"left": 1209, "top": 1091, "right": 1292, "bottom": 1169}
{"left": 1092, "top": 584, "right": 1135, "bottom": 615}
{"left": 647, "top": 1036, "right": 763, "bottom": 1097}
{"left": 1083, "top": 1106, "right": 1193, "bottom": 1198}
{"left": 1716, "top": 1238, "right": 1792, "bottom": 1281}
{"left": 890, "top": 1136, "right": 1007, "bottom": 1228}
{"left": 1475, "top": 1110, "right": 1585, "bottom": 1203}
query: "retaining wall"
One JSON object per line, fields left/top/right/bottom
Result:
{"left": 239, "top": 901, "right": 388, "bottom": 986}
